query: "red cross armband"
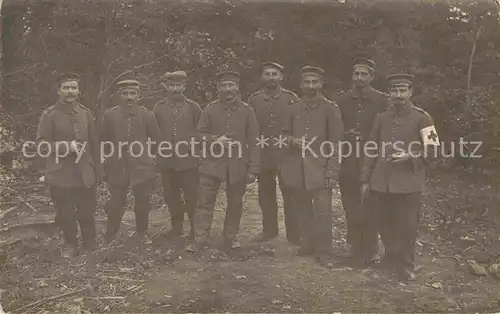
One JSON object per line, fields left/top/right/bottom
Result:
{"left": 420, "top": 125, "right": 440, "bottom": 147}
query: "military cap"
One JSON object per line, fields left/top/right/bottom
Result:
{"left": 58, "top": 72, "right": 80, "bottom": 85}
{"left": 117, "top": 79, "right": 140, "bottom": 89}
{"left": 387, "top": 73, "right": 414, "bottom": 87}
{"left": 301, "top": 66, "right": 325, "bottom": 78}
{"left": 262, "top": 61, "right": 284, "bottom": 71}
{"left": 216, "top": 71, "right": 240, "bottom": 83}
{"left": 162, "top": 70, "right": 187, "bottom": 83}
{"left": 116, "top": 71, "right": 140, "bottom": 89}
{"left": 353, "top": 57, "right": 376, "bottom": 71}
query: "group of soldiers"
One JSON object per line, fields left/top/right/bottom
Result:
{"left": 36, "top": 57, "right": 440, "bottom": 282}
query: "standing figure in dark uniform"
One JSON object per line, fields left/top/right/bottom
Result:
{"left": 281, "top": 66, "right": 344, "bottom": 268}
{"left": 335, "top": 57, "right": 390, "bottom": 266}
{"left": 154, "top": 71, "right": 202, "bottom": 239}
{"left": 99, "top": 75, "right": 162, "bottom": 245}
{"left": 36, "top": 73, "right": 101, "bottom": 258}
{"left": 247, "top": 62, "right": 300, "bottom": 244}
{"left": 187, "top": 70, "right": 260, "bottom": 251}
{"left": 361, "top": 73, "right": 440, "bottom": 281}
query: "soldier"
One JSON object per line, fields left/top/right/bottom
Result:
{"left": 335, "top": 57, "right": 390, "bottom": 266}
{"left": 36, "top": 72, "right": 101, "bottom": 258}
{"left": 99, "top": 74, "right": 162, "bottom": 245}
{"left": 360, "top": 73, "right": 440, "bottom": 281}
{"left": 247, "top": 62, "right": 300, "bottom": 244}
{"left": 187, "top": 70, "right": 260, "bottom": 251}
{"left": 153, "top": 71, "right": 202, "bottom": 239}
{"left": 281, "top": 66, "right": 344, "bottom": 267}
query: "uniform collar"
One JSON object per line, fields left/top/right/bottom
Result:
{"left": 350, "top": 86, "right": 374, "bottom": 99}
{"left": 262, "top": 87, "right": 283, "bottom": 100}
{"left": 120, "top": 104, "right": 140, "bottom": 116}
{"left": 302, "top": 93, "right": 323, "bottom": 110}
{"left": 389, "top": 101, "right": 413, "bottom": 117}
{"left": 168, "top": 95, "right": 187, "bottom": 108}
{"left": 55, "top": 100, "right": 79, "bottom": 114}
{"left": 220, "top": 97, "right": 241, "bottom": 111}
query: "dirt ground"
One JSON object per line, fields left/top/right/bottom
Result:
{"left": 1, "top": 171, "right": 500, "bottom": 313}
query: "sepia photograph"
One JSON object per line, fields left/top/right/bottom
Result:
{"left": 1, "top": 0, "right": 500, "bottom": 312}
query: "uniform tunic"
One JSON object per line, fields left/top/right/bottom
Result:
{"left": 281, "top": 94, "right": 344, "bottom": 191}
{"left": 99, "top": 105, "right": 162, "bottom": 187}
{"left": 196, "top": 98, "right": 260, "bottom": 184}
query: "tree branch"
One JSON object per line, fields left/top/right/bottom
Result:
{"left": 466, "top": 25, "right": 484, "bottom": 104}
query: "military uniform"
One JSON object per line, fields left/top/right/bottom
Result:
{"left": 335, "top": 58, "right": 390, "bottom": 262}
{"left": 192, "top": 71, "right": 260, "bottom": 248}
{"left": 247, "top": 62, "right": 300, "bottom": 243}
{"left": 361, "top": 73, "right": 439, "bottom": 279}
{"left": 36, "top": 73, "right": 101, "bottom": 251}
{"left": 153, "top": 71, "right": 202, "bottom": 237}
{"left": 99, "top": 78, "right": 162, "bottom": 242}
{"left": 281, "top": 66, "right": 343, "bottom": 260}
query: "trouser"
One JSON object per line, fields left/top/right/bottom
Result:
{"left": 258, "top": 168, "right": 299, "bottom": 242}
{"left": 160, "top": 168, "right": 199, "bottom": 234}
{"left": 49, "top": 185, "right": 96, "bottom": 249}
{"left": 339, "top": 176, "right": 379, "bottom": 260}
{"left": 372, "top": 191, "right": 421, "bottom": 272}
{"left": 292, "top": 187, "right": 333, "bottom": 256}
{"left": 193, "top": 174, "right": 246, "bottom": 243}
{"left": 104, "top": 179, "right": 154, "bottom": 240}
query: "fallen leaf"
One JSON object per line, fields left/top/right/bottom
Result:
{"left": 467, "top": 260, "right": 488, "bottom": 276}
{"left": 488, "top": 263, "right": 500, "bottom": 279}
{"left": 37, "top": 280, "right": 49, "bottom": 288}
{"left": 431, "top": 282, "right": 443, "bottom": 289}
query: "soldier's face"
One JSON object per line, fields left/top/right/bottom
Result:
{"left": 300, "top": 75, "right": 322, "bottom": 97}
{"left": 58, "top": 80, "right": 79, "bottom": 103}
{"left": 218, "top": 81, "right": 239, "bottom": 101}
{"left": 165, "top": 82, "right": 185, "bottom": 97}
{"left": 262, "top": 68, "right": 283, "bottom": 88}
{"left": 352, "top": 67, "right": 373, "bottom": 87}
{"left": 389, "top": 86, "right": 412, "bottom": 105}
{"left": 120, "top": 87, "right": 139, "bottom": 105}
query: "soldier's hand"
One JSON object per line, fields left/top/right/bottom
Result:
{"left": 389, "top": 152, "right": 411, "bottom": 163}
{"left": 345, "top": 128, "right": 361, "bottom": 137}
{"left": 291, "top": 138, "right": 303, "bottom": 148}
{"left": 247, "top": 173, "right": 257, "bottom": 183}
{"left": 70, "top": 140, "right": 83, "bottom": 152}
{"left": 69, "top": 140, "right": 77, "bottom": 152}
{"left": 216, "top": 134, "right": 233, "bottom": 146}
{"left": 361, "top": 183, "right": 370, "bottom": 203}
{"left": 325, "top": 178, "right": 338, "bottom": 189}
